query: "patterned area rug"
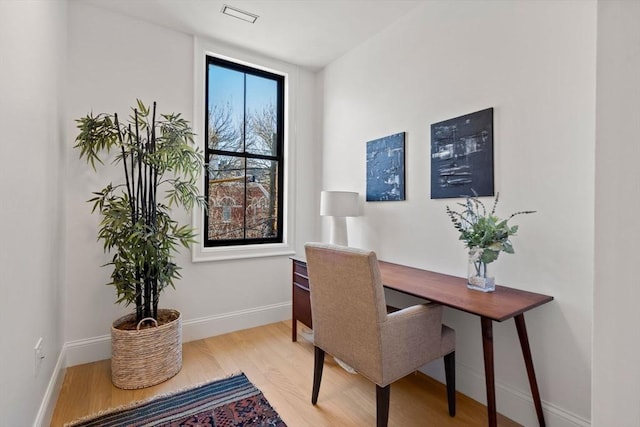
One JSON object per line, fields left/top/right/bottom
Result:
{"left": 65, "top": 373, "right": 287, "bottom": 427}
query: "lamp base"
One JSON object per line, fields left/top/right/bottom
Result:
{"left": 329, "top": 216, "right": 348, "bottom": 246}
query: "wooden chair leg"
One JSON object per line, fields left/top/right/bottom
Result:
{"left": 444, "top": 351, "right": 456, "bottom": 417}
{"left": 376, "top": 384, "right": 391, "bottom": 427}
{"left": 312, "top": 346, "right": 325, "bottom": 404}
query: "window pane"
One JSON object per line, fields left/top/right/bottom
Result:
{"left": 204, "top": 55, "right": 284, "bottom": 247}
{"left": 245, "top": 74, "right": 278, "bottom": 156}
{"left": 207, "top": 154, "right": 246, "bottom": 240}
{"left": 246, "top": 158, "right": 279, "bottom": 239}
{"left": 208, "top": 65, "right": 243, "bottom": 152}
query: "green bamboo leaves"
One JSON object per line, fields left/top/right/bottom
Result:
{"left": 74, "top": 100, "right": 205, "bottom": 321}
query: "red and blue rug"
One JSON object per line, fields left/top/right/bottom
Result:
{"left": 65, "top": 373, "right": 287, "bottom": 427}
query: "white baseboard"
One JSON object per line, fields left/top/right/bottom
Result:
{"left": 181, "top": 302, "right": 291, "bottom": 342}
{"left": 64, "top": 333, "right": 111, "bottom": 367}
{"left": 33, "top": 347, "right": 67, "bottom": 427}
{"left": 64, "top": 302, "right": 292, "bottom": 366}
{"left": 421, "top": 360, "right": 591, "bottom": 427}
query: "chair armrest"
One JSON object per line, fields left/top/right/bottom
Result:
{"left": 379, "top": 303, "right": 446, "bottom": 385}
{"left": 384, "top": 303, "right": 443, "bottom": 345}
{"left": 386, "top": 302, "right": 439, "bottom": 320}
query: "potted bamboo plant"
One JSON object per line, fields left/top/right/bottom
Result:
{"left": 74, "top": 100, "right": 205, "bottom": 389}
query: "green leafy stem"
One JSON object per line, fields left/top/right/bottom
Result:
{"left": 446, "top": 193, "right": 535, "bottom": 265}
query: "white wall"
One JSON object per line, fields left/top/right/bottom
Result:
{"left": 0, "top": 1, "right": 67, "bottom": 425}
{"left": 10, "top": 1, "right": 633, "bottom": 425}
{"left": 64, "top": 2, "right": 318, "bottom": 360}
{"left": 320, "top": 1, "right": 596, "bottom": 426}
{"left": 593, "top": 1, "right": 640, "bottom": 426}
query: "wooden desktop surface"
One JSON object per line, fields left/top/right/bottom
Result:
{"left": 378, "top": 261, "right": 553, "bottom": 322}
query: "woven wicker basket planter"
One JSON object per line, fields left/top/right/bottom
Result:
{"left": 111, "top": 308, "right": 182, "bottom": 389}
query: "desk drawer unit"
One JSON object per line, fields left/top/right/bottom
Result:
{"left": 292, "top": 259, "right": 312, "bottom": 341}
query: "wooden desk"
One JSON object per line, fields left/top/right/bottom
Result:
{"left": 291, "top": 258, "right": 554, "bottom": 427}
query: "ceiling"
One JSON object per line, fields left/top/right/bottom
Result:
{"left": 83, "top": 0, "right": 425, "bottom": 70}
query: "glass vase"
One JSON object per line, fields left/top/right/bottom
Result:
{"left": 467, "top": 248, "right": 495, "bottom": 292}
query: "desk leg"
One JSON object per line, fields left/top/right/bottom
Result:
{"left": 292, "top": 292, "right": 297, "bottom": 342}
{"left": 292, "top": 281, "right": 298, "bottom": 342}
{"left": 481, "top": 316, "right": 497, "bottom": 427}
{"left": 515, "top": 314, "right": 546, "bottom": 427}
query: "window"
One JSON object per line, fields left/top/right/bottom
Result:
{"left": 204, "top": 56, "right": 285, "bottom": 247}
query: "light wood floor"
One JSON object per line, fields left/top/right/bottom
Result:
{"left": 51, "top": 320, "right": 521, "bottom": 426}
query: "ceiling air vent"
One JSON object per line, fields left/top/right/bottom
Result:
{"left": 221, "top": 5, "right": 259, "bottom": 24}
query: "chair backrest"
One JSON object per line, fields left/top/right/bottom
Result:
{"left": 304, "top": 243, "right": 388, "bottom": 378}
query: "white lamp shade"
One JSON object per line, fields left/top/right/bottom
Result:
{"left": 320, "top": 191, "right": 360, "bottom": 217}
{"left": 320, "top": 191, "right": 359, "bottom": 246}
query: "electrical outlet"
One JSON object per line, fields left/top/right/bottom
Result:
{"left": 34, "top": 337, "right": 44, "bottom": 375}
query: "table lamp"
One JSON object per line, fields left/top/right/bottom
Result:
{"left": 320, "top": 191, "right": 360, "bottom": 246}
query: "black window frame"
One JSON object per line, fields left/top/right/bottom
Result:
{"left": 204, "top": 55, "right": 285, "bottom": 247}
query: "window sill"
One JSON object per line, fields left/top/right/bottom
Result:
{"left": 191, "top": 241, "right": 295, "bottom": 262}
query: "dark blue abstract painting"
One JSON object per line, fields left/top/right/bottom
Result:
{"left": 366, "top": 132, "right": 406, "bottom": 201}
{"left": 430, "top": 108, "right": 494, "bottom": 199}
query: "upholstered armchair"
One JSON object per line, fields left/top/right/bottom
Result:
{"left": 304, "top": 243, "right": 456, "bottom": 427}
